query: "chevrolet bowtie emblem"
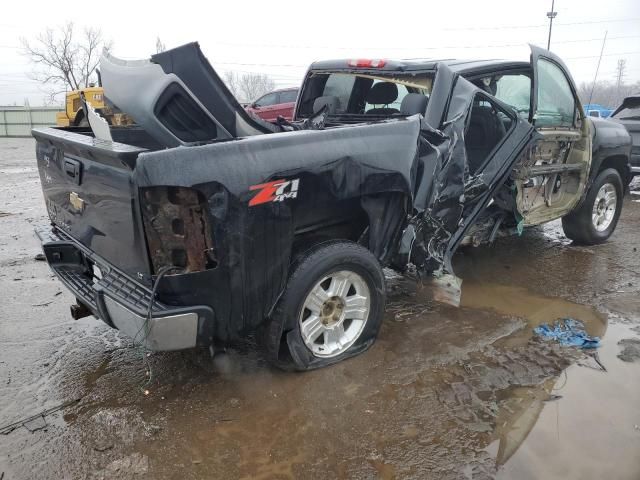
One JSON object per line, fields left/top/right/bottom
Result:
{"left": 69, "top": 192, "right": 85, "bottom": 212}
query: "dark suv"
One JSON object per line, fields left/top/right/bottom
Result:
{"left": 609, "top": 94, "right": 640, "bottom": 175}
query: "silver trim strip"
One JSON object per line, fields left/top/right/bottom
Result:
{"left": 104, "top": 296, "right": 198, "bottom": 351}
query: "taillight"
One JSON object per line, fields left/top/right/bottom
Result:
{"left": 347, "top": 59, "right": 387, "bottom": 68}
{"left": 140, "top": 187, "right": 217, "bottom": 274}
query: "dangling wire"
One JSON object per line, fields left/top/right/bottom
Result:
{"left": 132, "top": 265, "right": 183, "bottom": 394}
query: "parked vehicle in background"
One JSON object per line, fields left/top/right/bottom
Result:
{"left": 56, "top": 86, "right": 104, "bottom": 126}
{"left": 56, "top": 84, "right": 132, "bottom": 127}
{"left": 609, "top": 95, "right": 640, "bottom": 175}
{"left": 583, "top": 103, "right": 613, "bottom": 119}
{"left": 245, "top": 88, "right": 298, "bottom": 122}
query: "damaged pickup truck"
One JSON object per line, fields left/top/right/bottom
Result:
{"left": 33, "top": 43, "right": 632, "bottom": 370}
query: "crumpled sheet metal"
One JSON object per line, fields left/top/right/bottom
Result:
{"left": 139, "top": 117, "right": 423, "bottom": 340}
{"left": 401, "top": 84, "right": 477, "bottom": 275}
{"left": 404, "top": 78, "right": 535, "bottom": 279}
{"left": 139, "top": 76, "right": 534, "bottom": 341}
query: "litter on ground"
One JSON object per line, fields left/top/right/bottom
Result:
{"left": 534, "top": 318, "right": 601, "bottom": 349}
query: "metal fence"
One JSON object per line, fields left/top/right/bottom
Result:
{"left": 0, "top": 106, "right": 60, "bottom": 137}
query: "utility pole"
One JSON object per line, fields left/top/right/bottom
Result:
{"left": 615, "top": 59, "right": 626, "bottom": 90}
{"left": 615, "top": 58, "right": 626, "bottom": 105}
{"left": 547, "top": 0, "right": 557, "bottom": 50}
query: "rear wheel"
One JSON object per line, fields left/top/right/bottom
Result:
{"left": 562, "top": 168, "right": 623, "bottom": 244}
{"left": 263, "top": 240, "right": 385, "bottom": 371}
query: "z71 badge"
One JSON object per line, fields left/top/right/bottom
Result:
{"left": 249, "top": 179, "right": 300, "bottom": 206}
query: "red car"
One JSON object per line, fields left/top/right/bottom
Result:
{"left": 245, "top": 88, "right": 298, "bottom": 122}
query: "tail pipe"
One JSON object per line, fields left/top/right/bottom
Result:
{"left": 70, "top": 301, "right": 91, "bottom": 320}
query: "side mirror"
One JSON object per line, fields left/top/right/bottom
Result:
{"left": 251, "top": 103, "right": 259, "bottom": 109}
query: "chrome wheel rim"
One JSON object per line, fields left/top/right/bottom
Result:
{"left": 592, "top": 183, "right": 617, "bottom": 232}
{"left": 299, "top": 270, "right": 371, "bottom": 358}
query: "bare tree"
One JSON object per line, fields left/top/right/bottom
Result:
{"left": 223, "top": 71, "right": 275, "bottom": 103}
{"left": 20, "top": 22, "right": 112, "bottom": 100}
{"left": 223, "top": 71, "right": 242, "bottom": 99}
{"left": 156, "top": 37, "right": 166, "bottom": 53}
{"left": 578, "top": 79, "right": 640, "bottom": 108}
{"left": 240, "top": 73, "right": 276, "bottom": 103}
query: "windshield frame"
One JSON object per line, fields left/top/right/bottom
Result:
{"left": 294, "top": 69, "right": 436, "bottom": 120}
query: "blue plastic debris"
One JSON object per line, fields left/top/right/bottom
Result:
{"left": 534, "top": 318, "right": 601, "bottom": 349}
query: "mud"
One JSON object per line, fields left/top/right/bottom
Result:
{"left": 1, "top": 138, "right": 640, "bottom": 479}
{"left": 618, "top": 339, "right": 640, "bottom": 363}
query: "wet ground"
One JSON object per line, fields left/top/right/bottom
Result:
{"left": 1, "top": 137, "right": 640, "bottom": 479}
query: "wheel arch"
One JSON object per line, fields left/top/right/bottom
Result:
{"left": 597, "top": 154, "right": 632, "bottom": 189}
{"left": 291, "top": 191, "right": 409, "bottom": 265}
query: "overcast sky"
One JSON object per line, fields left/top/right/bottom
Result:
{"left": 1, "top": 0, "right": 639, "bottom": 105}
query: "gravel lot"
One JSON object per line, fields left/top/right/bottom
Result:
{"left": 1, "top": 137, "right": 639, "bottom": 479}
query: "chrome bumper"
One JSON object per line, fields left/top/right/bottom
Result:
{"left": 103, "top": 296, "right": 199, "bottom": 351}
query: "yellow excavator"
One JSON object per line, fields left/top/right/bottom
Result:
{"left": 56, "top": 72, "right": 132, "bottom": 127}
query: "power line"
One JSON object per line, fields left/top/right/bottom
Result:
{"left": 441, "top": 16, "right": 640, "bottom": 31}
{"left": 565, "top": 50, "right": 640, "bottom": 60}
{"left": 0, "top": 78, "right": 45, "bottom": 84}
{"left": 615, "top": 59, "right": 627, "bottom": 96}
{"left": 588, "top": 32, "right": 608, "bottom": 106}
{"left": 212, "top": 61, "right": 307, "bottom": 68}
{"left": 210, "top": 34, "right": 640, "bottom": 52}
{"left": 204, "top": 50, "right": 640, "bottom": 68}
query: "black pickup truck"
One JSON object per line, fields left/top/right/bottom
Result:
{"left": 33, "top": 43, "right": 632, "bottom": 370}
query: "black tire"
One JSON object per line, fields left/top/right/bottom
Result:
{"left": 263, "top": 240, "right": 385, "bottom": 371}
{"left": 562, "top": 168, "right": 623, "bottom": 244}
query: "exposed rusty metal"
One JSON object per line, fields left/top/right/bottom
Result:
{"left": 141, "top": 187, "right": 216, "bottom": 274}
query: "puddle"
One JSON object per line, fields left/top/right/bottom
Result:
{"left": 2, "top": 195, "right": 638, "bottom": 480}
{"left": 460, "top": 282, "right": 607, "bottom": 346}
{"left": 496, "top": 321, "right": 640, "bottom": 480}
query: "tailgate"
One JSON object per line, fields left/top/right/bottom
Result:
{"left": 33, "top": 127, "right": 151, "bottom": 279}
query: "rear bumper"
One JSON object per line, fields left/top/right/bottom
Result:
{"left": 35, "top": 224, "right": 214, "bottom": 351}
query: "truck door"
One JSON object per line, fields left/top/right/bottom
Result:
{"left": 411, "top": 68, "right": 537, "bottom": 275}
{"left": 519, "top": 45, "right": 592, "bottom": 225}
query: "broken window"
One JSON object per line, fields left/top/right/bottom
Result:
{"left": 297, "top": 72, "right": 433, "bottom": 118}
{"left": 321, "top": 74, "right": 357, "bottom": 114}
{"left": 494, "top": 74, "right": 531, "bottom": 118}
{"left": 364, "top": 80, "right": 411, "bottom": 114}
{"left": 465, "top": 95, "right": 514, "bottom": 174}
